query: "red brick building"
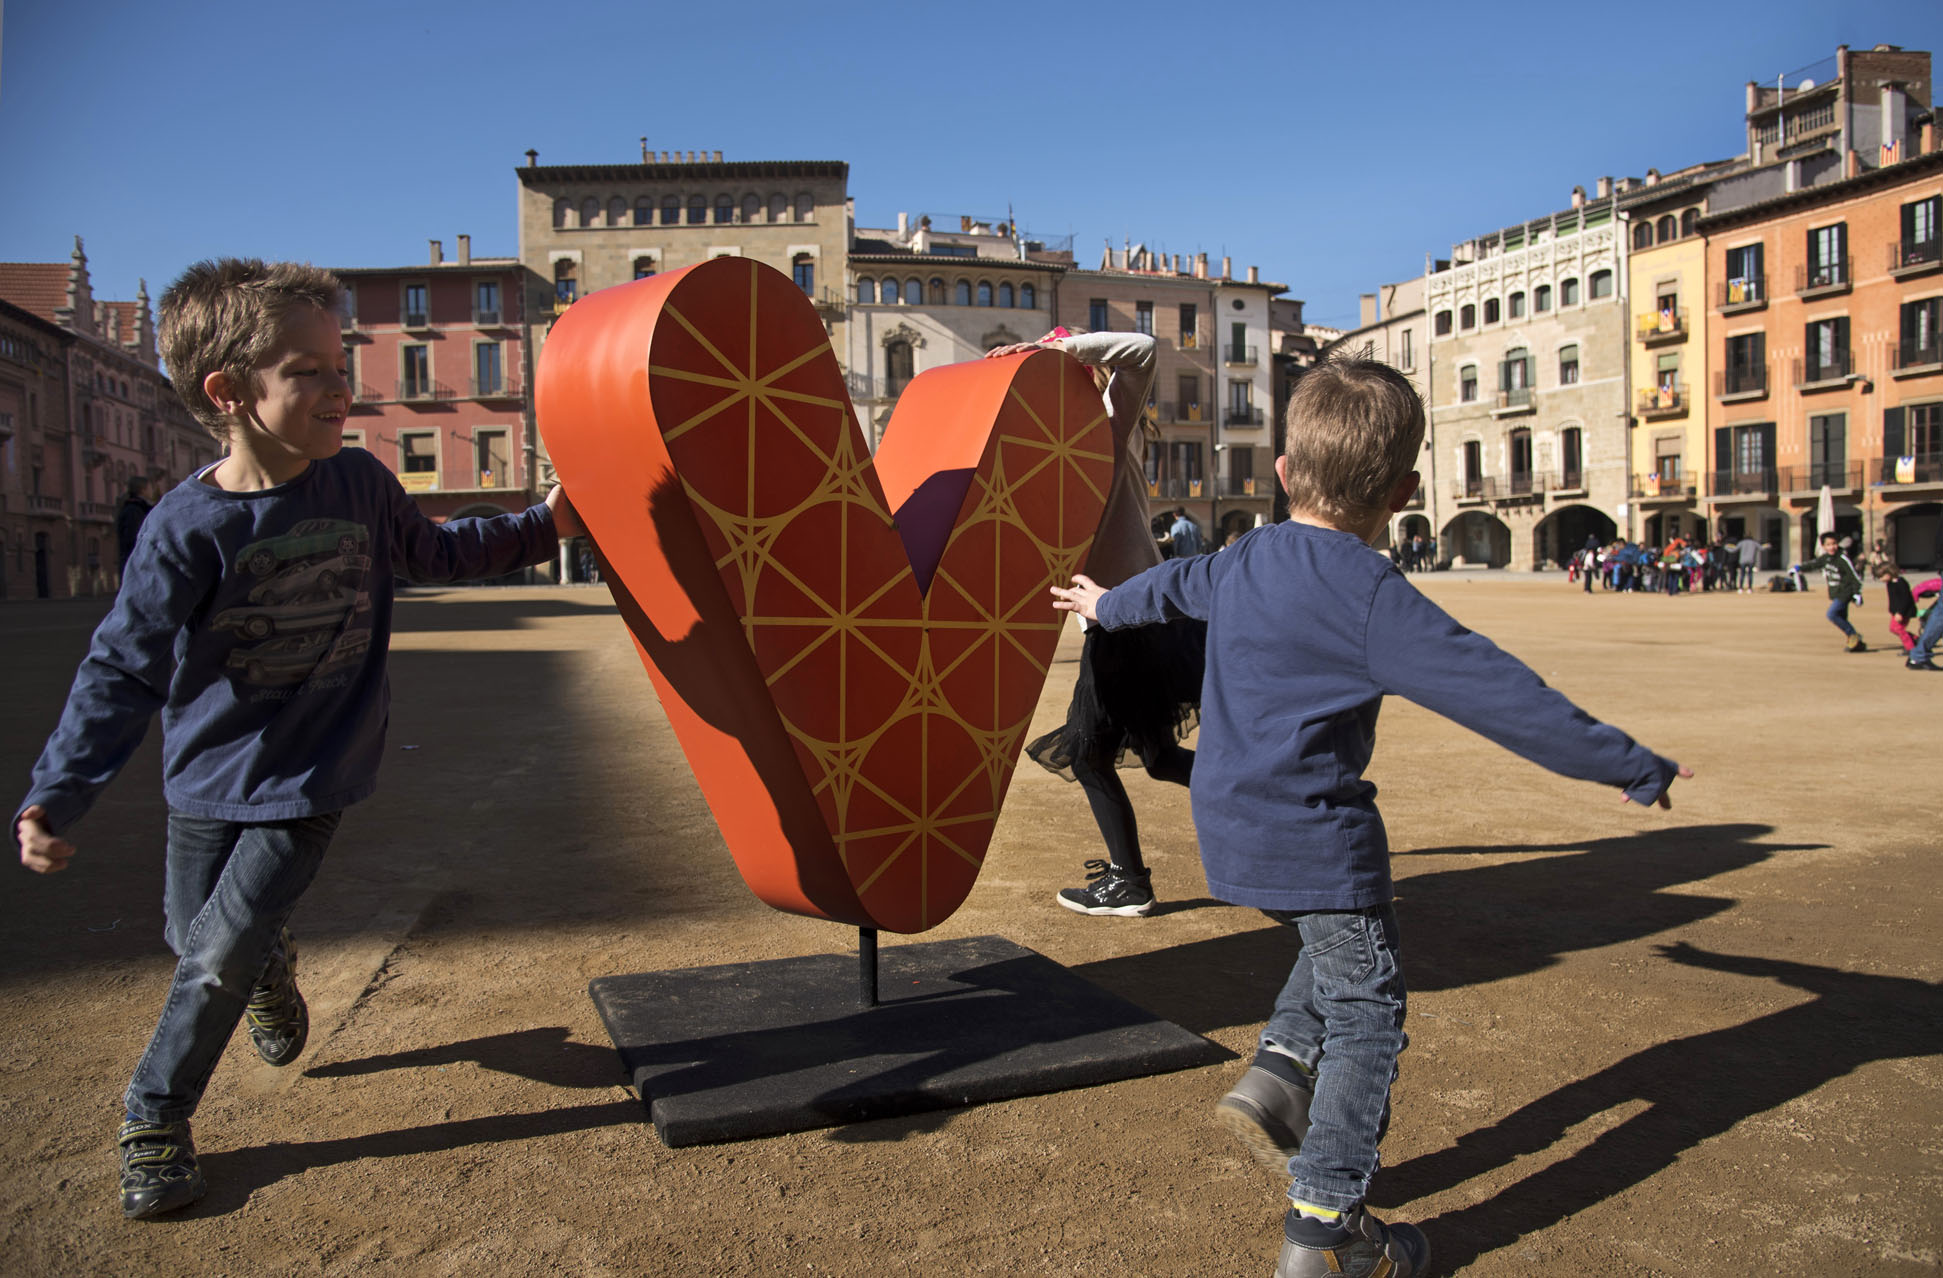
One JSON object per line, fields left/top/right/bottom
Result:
{"left": 334, "top": 237, "right": 537, "bottom": 524}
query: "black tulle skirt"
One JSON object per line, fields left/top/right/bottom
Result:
{"left": 1025, "top": 617, "right": 1207, "bottom": 780}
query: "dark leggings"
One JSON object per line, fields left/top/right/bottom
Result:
{"left": 1070, "top": 739, "right": 1194, "bottom": 873}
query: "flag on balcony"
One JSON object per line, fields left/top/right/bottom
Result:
{"left": 1882, "top": 140, "right": 1902, "bottom": 166}
{"left": 1896, "top": 455, "right": 1916, "bottom": 484}
{"left": 1647, "top": 471, "right": 1661, "bottom": 496}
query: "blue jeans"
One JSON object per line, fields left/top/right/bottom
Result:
{"left": 1825, "top": 597, "right": 1857, "bottom": 637}
{"left": 124, "top": 811, "right": 340, "bottom": 1122}
{"left": 1911, "top": 602, "right": 1943, "bottom": 665}
{"left": 1258, "top": 904, "right": 1408, "bottom": 1214}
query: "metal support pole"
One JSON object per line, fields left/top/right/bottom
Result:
{"left": 858, "top": 927, "right": 878, "bottom": 1008}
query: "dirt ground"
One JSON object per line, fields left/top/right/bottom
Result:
{"left": 1, "top": 575, "right": 1937, "bottom": 1277}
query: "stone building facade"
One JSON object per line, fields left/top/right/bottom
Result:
{"left": 1317, "top": 278, "right": 1430, "bottom": 547}
{"left": 1426, "top": 193, "right": 1630, "bottom": 569}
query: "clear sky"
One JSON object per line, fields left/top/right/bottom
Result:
{"left": 3, "top": 0, "right": 1939, "bottom": 332}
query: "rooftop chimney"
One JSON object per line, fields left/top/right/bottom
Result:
{"left": 1247, "top": 265, "right": 1260, "bottom": 284}
{"left": 1646, "top": 167, "right": 1661, "bottom": 186}
{"left": 429, "top": 239, "right": 443, "bottom": 266}
{"left": 1220, "top": 255, "right": 1232, "bottom": 280}
{"left": 712, "top": 150, "right": 722, "bottom": 162}
{"left": 525, "top": 149, "right": 538, "bottom": 167}
{"left": 456, "top": 234, "right": 471, "bottom": 266}
{"left": 1571, "top": 185, "right": 1586, "bottom": 209}
{"left": 1596, "top": 175, "right": 1613, "bottom": 198}
{"left": 1194, "top": 252, "right": 1208, "bottom": 279}
{"left": 1360, "top": 293, "right": 1379, "bottom": 327}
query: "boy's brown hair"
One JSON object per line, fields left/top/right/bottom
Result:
{"left": 1281, "top": 353, "right": 1425, "bottom": 525}
{"left": 158, "top": 259, "right": 343, "bottom": 440}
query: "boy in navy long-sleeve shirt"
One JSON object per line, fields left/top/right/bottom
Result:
{"left": 1053, "top": 356, "right": 1688, "bottom": 1278}
{"left": 14, "top": 259, "right": 581, "bottom": 1220}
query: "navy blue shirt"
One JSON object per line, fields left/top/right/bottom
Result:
{"left": 1096, "top": 521, "right": 1678, "bottom": 911}
{"left": 20, "top": 448, "right": 558, "bottom": 834}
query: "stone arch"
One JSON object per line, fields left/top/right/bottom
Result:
{"left": 1441, "top": 509, "right": 1511, "bottom": 568}
{"left": 1533, "top": 503, "right": 1616, "bottom": 570}
{"left": 980, "top": 326, "right": 1022, "bottom": 351}
{"left": 1885, "top": 501, "right": 1942, "bottom": 571}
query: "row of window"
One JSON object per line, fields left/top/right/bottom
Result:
{"left": 1632, "top": 210, "right": 1702, "bottom": 250}
{"left": 1719, "top": 299, "right": 1943, "bottom": 391}
{"left": 343, "top": 340, "right": 515, "bottom": 400}
{"left": 856, "top": 276, "right": 1040, "bottom": 309}
{"left": 552, "top": 192, "right": 816, "bottom": 230}
{"left": 1457, "top": 346, "right": 1582, "bottom": 402}
{"left": 1435, "top": 271, "right": 1614, "bottom": 336}
{"left": 1458, "top": 427, "right": 1586, "bottom": 489}
{"left": 341, "top": 428, "right": 515, "bottom": 490}
{"left": 1721, "top": 199, "right": 1941, "bottom": 305}
{"left": 344, "top": 280, "right": 511, "bottom": 328}
{"left": 1711, "top": 404, "right": 1943, "bottom": 483}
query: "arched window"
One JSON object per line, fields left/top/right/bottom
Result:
{"left": 906, "top": 278, "right": 922, "bottom": 305}
{"left": 881, "top": 278, "right": 899, "bottom": 305}
{"left": 1459, "top": 303, "right": 1476, "bottom": 329}
{"left": 954, "top": 280, "right": 972, "bottom": 306}
{"left": 742, "top": 193, "right": 760, "bottom": 223}
{"left": 794, "top": 192, "right": 813, "bottom": 222}
{"left": 608, "top": 196, "right": 626, "bottom": 225}
{"left": 1559, "top": 277, "right": 1580, "bottom": 306}
{"left": 998, "top": 283, "right": 1014, "bottom": 308}
{"left": 635, "top": 197, "right": 652, "bottom": 226}
{"left": 769, "top": 193, "right": 787, "bottom": 223}
{"left": 885, "top": 340, "right": 914, "bottom": 398}
{"left": 1508, "top": 291, "right": 1526, "bottom": 319}
{"left": 687, "top": 195, "right": 707, "bottom": 224}
{"left": 1020, "top": 283, "right": 1036, "bottom": 309}
{"left": 1633, "top": 221, "right": 1653, "bottom": 250}
{"left": 1534, "top": 284, "right": 1552, "bottom": 312}
{"left": 1434, "top": 309, "right": 1453, "bottom": 336}
{"left": 1681, "top": 208, "right": 1699, "bottom": 237}
{"left": 928, "top": 278, "right": 946, "bottom": 305}
{"left": 581, "top": 197, "right": 599, "bottom": 227}
{"left": 976, "top": 281, "right": 993, "bottom": 306}
{"left": 553, "top": 198, "right": 571, "bottom": 229}
{"left": 1589, "top": 269, "right": 1613, "bottom": 299}
{"left": 715, "top": 195, "right": 734, "bottom": 224}
{"left": 662, "top": 196, "right": 680, "bottom": 225}
{"left": 1656, "top": 214, "right": 1677, "bottom": 242}
{"left": 857, "top": 278, "right": 876, "bottom": 304}
{"left": 1483, "top": 298, "right": 1500, "bottom": 324}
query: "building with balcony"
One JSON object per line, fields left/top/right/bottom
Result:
{"left": 0, "top": 238, "right": 215, "bottom": 598}
{"left": 1424, "top": 187, "right": 1630, "bottom": 569}
{"left": 1317, "top": 278, "right": 1429, "bottom": 547}
{"left": 842, "top": 212, "right": 1068, "bottom": 448}
{"left": 1054, "top": 246, "right": 1283, "bottom": 540}
{"left": 514, "top": 149, "right": 852, "bottom": 486}
{"left": 1698, "top": 132, "right": 1943, "bottom": 568}
{"left": 332, "top": 239, "right": 537, "bottom": 526}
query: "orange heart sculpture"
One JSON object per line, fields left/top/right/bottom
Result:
{"left": 538, "top": 257, "right": 1113, "bottom": 933}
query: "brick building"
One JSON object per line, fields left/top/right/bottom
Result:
{"left": 333, "top": 237, "right": 537, "bottom": 523}
{"left": 0, "top": 238, "right": 214, "bottom": 598}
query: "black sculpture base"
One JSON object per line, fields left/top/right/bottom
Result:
{"left": 588, "top": 933, "right": 1230, "bottom": 1147}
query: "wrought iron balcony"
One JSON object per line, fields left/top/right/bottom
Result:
{"left": 1796, "top": 258, "right": 1850, "bottom": 296}
{"left": 1635, "top": 307, "right": 1689, "bottom": 344}
{"left": 1892, "top": 338, "right": 1943, "bottom": 375}
{"left": 1881, "top": 453, "right": 1943, "bottom": 484}
{"left": 1156, "top": 401, "right": 1205, "bottom": 423}
{"left": 1792, "top": 352, "right": 1853, "bottom": 390}
{"left": 1781, "top": 463, "right": 1863, "bottom": 492}
{"left": 1715, "top": 365, "right": 1768, "bottom": 400}
{"left": 1495, "top": 386, "right": 1535, "bottom": 414}
{"left": 1637, "top": 385, "right": 1687, "bottom": 418}
{"left": 1224, "top": 344, "right": 1257, "bottom": 366}
{"left": 397, "top": 379, "right": 457, "bottom": 403}
{"left": 1706, "top": 468, "right": 1778, "bottom": 497}
{"left": 1890, "top": 238, "right": 1942, "bottom": 277}
{"left": 1718, "top": 276, "right": 1766, "bottom": 312}
{"left": 1223, "top": 405, "right": 1265, "bottom": 426}
{"left": 1630, "top": 472, "right": 1693, "bottom": 499}
{"left": 469, "top": 373, "right": 524, "bottom": 399}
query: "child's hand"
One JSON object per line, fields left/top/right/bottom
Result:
{"left": 545, "top": 485, "right": 586, "bottom": 539}
{"left": 1050, "top": 574, "right": 1107, "bottom": 623}
{"left": 985, "top": 341, "right": 1049, "bottom": 360}
{"left": 17, "top": 806, "right": 75, "bottom": 874}
{"left": 1622, "top": 764, "right": 1694, "bottom": 811}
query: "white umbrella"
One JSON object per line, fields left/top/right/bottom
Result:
{"left": 1816, "top": 484, "right": 1835, "bottom": 541}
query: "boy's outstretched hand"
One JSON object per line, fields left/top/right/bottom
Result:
{"left": 1051, "top": 574, "right": 1108, "bottom": 623}
{"left": 17, "top": 805, "right": 75, "bottom": 874}
{"left": 545, "top": 485, "right": 586, "bottom": 539}
{"left": 1622, "top": 764, "right": 1695, "bottom": 810}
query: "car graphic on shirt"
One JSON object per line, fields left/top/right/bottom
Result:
{"left": 212, "top": 587, "right": 371, "bottom": 640}
{"left": 226, "top": 628, "right": 372, "bottom": 686}
{"left": 238, "top": 519, "right": 367, "bottom": 578}
{"left": 247, "top": 553, "right": 371, "bottom": 607}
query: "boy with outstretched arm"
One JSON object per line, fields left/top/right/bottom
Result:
{"left": 1796, "top": 531, "right": 1868, "bottom": 653}
{"left": 13, "top": 259, "right": 582, "bottom": 1219}
{"left": 1052, "top": 355, "right": 1689, "bottom": 1277}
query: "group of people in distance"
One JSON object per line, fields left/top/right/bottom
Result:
{"left": 1572, "top": 533, "right": 1768, "bottom": 595}
{"left": 15, "top": 263, "right": 1692, "bottom": 1278}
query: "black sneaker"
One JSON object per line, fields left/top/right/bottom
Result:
{"left": 117, "top": 1117, "right": 205, "bottom": 1219}
{"left": 1215, "top": 1050, "right": 1314, "bottom": 1174}
{"left": 1056, "top": 859, "right": 1155, "bottom": 917}
{"left": 1278, "top": 1205, "right": 1430, "bottom": 1278}
{"left": 1908, "top": 659, "right": 1941, "bottom": 672}
{"left": 1845, "top": 633, "right": 1868, "bottom": 653}
{"left": 245, "top": 928, "right": 308, "bottom": 1067}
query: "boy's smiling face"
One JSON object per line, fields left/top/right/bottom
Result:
{"left": 241, "top": 306, "right": 351, "bottom": 465}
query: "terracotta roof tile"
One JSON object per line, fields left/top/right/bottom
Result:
{"left": 0, "top": 263, "right": 71, "bottom": 326}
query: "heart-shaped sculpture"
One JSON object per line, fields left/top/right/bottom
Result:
{"left": 538, "top": 257, "right": 1112, "bottom": 932}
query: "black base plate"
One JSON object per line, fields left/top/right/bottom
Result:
{"left": 588, "top": 933, "right": 1231, "bottom": 1147}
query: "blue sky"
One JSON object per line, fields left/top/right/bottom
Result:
{"left": 3, "top": 0, "right": 1938, "bottom": 331}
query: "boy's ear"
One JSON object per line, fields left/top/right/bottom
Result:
{"left": 1385, "top": 470, "right": 1421, "bottom": 513}
{"left": 203, "top": 369, "right": 246, "bottom": 417}
{"left": 1274, "top": 453, "right": 1290, "bottom": 497}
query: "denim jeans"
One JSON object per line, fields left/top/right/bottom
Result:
{"left": 124, "top": 811, "right": 340, "bottom": 1122}
{"left": 1912, "top": 602, "right": 1943, "bottom": 665}
{"left": 1258, "top": 904, "right": 1408, "bottom": 1214}
{"left": 1824, "top": 597, "right": 1857, "bottom": 637}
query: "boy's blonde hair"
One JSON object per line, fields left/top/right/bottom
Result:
{"left": 1281, "top": 353, "right": 1425, "bottom": 525}
{"left": 158, "top": 259, "right": 343, "bottom": 440}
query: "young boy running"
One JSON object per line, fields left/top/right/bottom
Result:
{"left": 13, "top": 259, "right": 581, "bottom": 1219}
{"left": 1052, "top": 355, "right": 1688, "bottom": 1277}
{"left": 1798, "top": 532, "right": 1867, "bottom": 653}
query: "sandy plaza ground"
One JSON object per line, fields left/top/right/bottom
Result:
{"left": 0, "top": 574, "right": 1937, "bottom": 1276}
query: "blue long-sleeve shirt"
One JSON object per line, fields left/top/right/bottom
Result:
{"left": 1095, "top": 520, "right": 1679, "bottom": 911}
{"left": 19, "top": 448, "right": 559, "bottom": 836}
